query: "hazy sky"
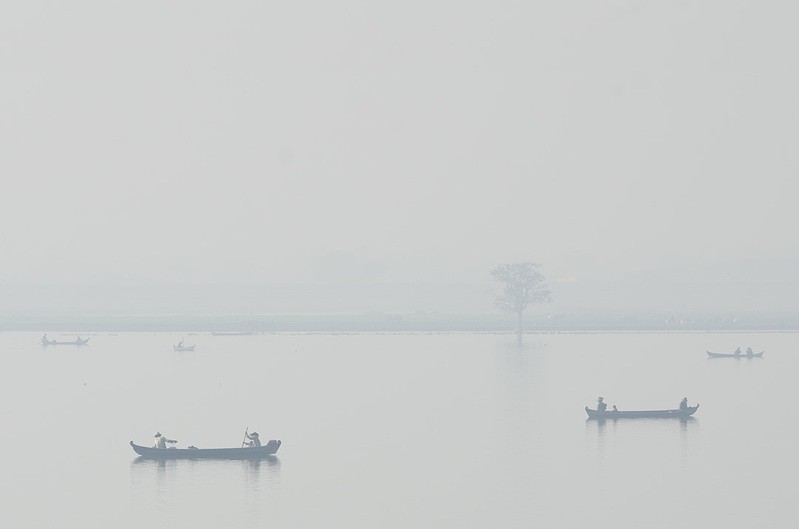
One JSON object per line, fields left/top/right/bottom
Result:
{"left": 2, "top": 1, "right": 797, "bottom": 286}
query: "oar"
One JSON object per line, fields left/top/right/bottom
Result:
{"left": 241, "top": 427, "right": 248, "bottom": 447}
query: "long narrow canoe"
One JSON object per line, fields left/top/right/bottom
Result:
{"left": 585, "top": 405, "right": 699, "bottom": 419}
{"left": 130, "top": 439, "right": 281, "bottom": 459}
{"left": 173, "top": 345, "right": 196, "bottom": 351}
{"left": 42, "top": 338, "right": 89, "bottom": 346}
{"left": 707, "top": 350, "right": 763, "bottom": 358}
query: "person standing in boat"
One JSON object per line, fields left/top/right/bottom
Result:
{"left": 596, "top": 397, "right": 607, "bottom": 412}
{"left": 244, "top": 431, "right": 261, "bottom": 447}
{"left": 153, "top": 432, "right": 177, "bottom": 448}
{"left": 679, "top": 397, "right": 689, "bottom": 412}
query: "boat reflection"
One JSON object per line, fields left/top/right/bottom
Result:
{"left": 131, "top": 455, "right": 280, "bottom": 469}
{"left": 587, "top": 416, "right": 699, "bottom": 465}
{"left": 587, "top": 415, "right": 698, "bottom": 429}
{"left": 131, "top": 455, "right": 282, "bottom": 490}
{"left": 243, "top": 456, "right": 281, "bottom": 489}
{"left": 587, "top": 416, "right": 699, "bottom": 442}
{"left": 679, "top": 415, "right": 699, "bottom": 450}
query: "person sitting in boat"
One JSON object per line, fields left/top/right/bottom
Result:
{"left": 734, "top": 347, "right": 741, "bottom": 355}
{"left": 746, "top": 347, "right": 754, "bottom": 357}
{"left": 679, "top": 397, "right": 689, "bottom": 412}
{"left": 153, "top": 432, "right": 177, "bottom": 449}
{"left": 244, "top": 431, "right": 261, "bottom": 447}
{"left": 596, "top": 397, "right": 607, "bottom": 412}
{"left": 612, "top": 405, "right": 619, "bottom": 413}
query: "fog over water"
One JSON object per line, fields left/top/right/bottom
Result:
{"left": 2, "top": 1, "right": 798, "bottom": 319}
{"left": 2, "top": 2, "right": 797, "bottom": 528}
{"left": 2, "top": 332, "right": 795, "bottom": 528}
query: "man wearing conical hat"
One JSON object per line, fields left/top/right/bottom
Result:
{"left": 153, "top": 432, "right": 177, "bottom": 449}
{"left": 244, "top": 431, "right": 261, "bottom": 447}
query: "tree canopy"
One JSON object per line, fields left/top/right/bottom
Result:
{"left": 491, "top": 262, "right": 552, "bottom": 329}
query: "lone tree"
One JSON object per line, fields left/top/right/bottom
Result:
{"left": 491, "top": 262, "right": 552, "bottom": 334}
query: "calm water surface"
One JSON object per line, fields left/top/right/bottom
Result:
{"left": 1, "top": 331, "right": 795, "bottom": 528}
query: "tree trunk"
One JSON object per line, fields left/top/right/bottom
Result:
{"left": 516, "top": 309, "right": 523, "bottom": 334}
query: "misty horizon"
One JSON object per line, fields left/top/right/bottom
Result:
{"left": 3, "top": 2, "right": 798, "bottom": 528}
{"left": 3, "top": 2, "right": 798, "bottom": 301}
{"left": 3, "top": 258, "right": 798, "bottom": 322}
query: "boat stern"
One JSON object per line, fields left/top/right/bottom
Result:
{"left": 265, "top": 439, "right": 281, "bottom": 454}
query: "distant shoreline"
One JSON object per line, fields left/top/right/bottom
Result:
{"left": 2, "top": 312, "right": 798, "bottom": 333}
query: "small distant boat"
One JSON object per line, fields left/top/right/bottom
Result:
{"left": 130, "top": 440, "right": 281, "bottom": 459}
{"left": 585, "top": 405, "right": 699, "bottom": 419}
{"left": 173, "top": 340, "right": 195, "bottom": 352}
{"left": 211, "top": 331, "right": 255, "bottom": 336}
{"left": 707, "top": 350, "right": 763, "bottom": 358}
{"left": 41, "top": 335, "right": 89, "bottom": 346}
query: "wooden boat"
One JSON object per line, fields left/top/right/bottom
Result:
{"left": 585, "top": 405, "right": 699, "bottom": 419}
{"left": 130, "top": 439, "right": 281, "bottom": 459}
{"left": 173, "top": 344, "right": 196, "bottom": 351}
{"left": 707, "top": 350, "right": 763, "bottom": 358}
{"left": 41, "top": 336, "right": 89, "bottom": 346}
